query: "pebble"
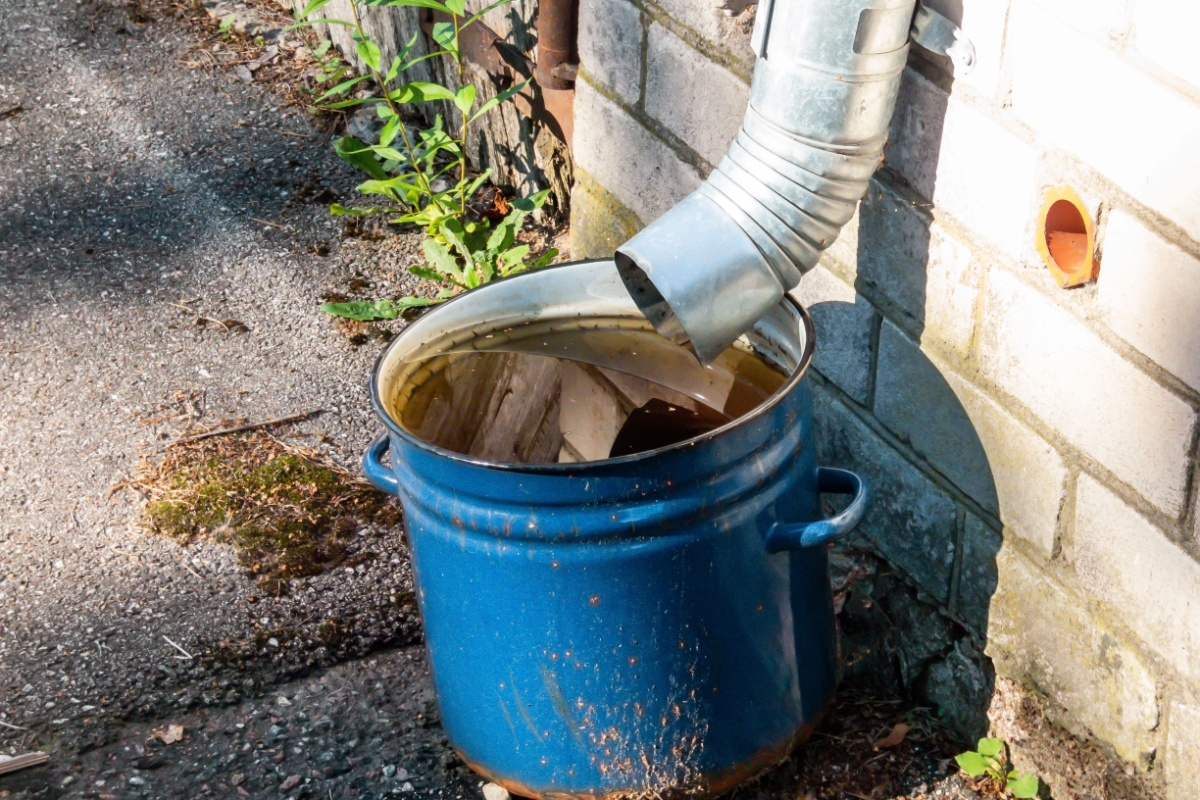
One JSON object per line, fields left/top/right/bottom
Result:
{"left": 280, "top": 774, "right": 301, "bottom": 791}
{"left": 128, "top": 775, "right": 146, "bottom": 786}
{"left": 483, "top": 782, "right": 511, "bottom": 800}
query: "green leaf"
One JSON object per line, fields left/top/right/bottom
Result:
{"left": 356, "top": 176, "right": 422, "bottom": 198}
{"left": 320, "top": 301, "right": 400, "bottom": 320}
{"left": 463, "top": 170, "right": 490, "bottom": 201}
{"left": 287, "top": 16, "right": 356, "bottom": 29}
{"left": 497, "top": 244, "right": 529, "bottom": 268}
{"left": 486, "top": 213, "right": 519, "bottom": 253}
{"left": 422, "top": 237, "right": 466, "bottom": 283}
{"left": 453, "top": 84, "right": 476, "bottom": 115}
{"left": 391, "top": 296, "right": 439, "bottom": 310}
{"left": 431, "top": 21, "right": 457, "bottom": 54}
{"left": 295, "top": 0, "right": 334, "bottom": 20}
{"left": 324, "top": 96, "right": 378, "bottom": 109}
{"left": 1008, "top": 773, "right": 1039, "bottom": 799}
{"left": 467, "top": 77, "right": 531, "bottom": 123}
{"left": 366, "top": 0, "right": 450, "bottom": 11}
{"left": 385, "top": 55, "right": 403, "bottom": 84}
{"left": 356, "top": 39, "right": 382, "bottom": 73}
{"left": 371, "top": 145, "right": 409, "bottom": 161}
{"left": 334, "top": 136, "right": 389, "bottom": 180}
{"left": 379, "top": 116, "right": 400, "bottom": 147}
{"left": 462, "top": 0, "right": 514, "bottom": 28}
{"left": 976, "top": 738, "right": 1004, "bottom": 758}
{"left": 330, "top": 203, "right": 393, "bottom": 216}
{"left": 531, "top": 247, "right": 558, "bottom": 270}
{"left": 408, "top": 265, "right": 448, "bottom": 283}
{"left": 954, "top": 752, "right": 990, "bottom": 778}
{"left": 317, "top": 74, "right": 371, "bottom": 102}
{"left": 438, "top": 220, "right": 473, "bottom": 265}
{"left": 320, "top": 298, "right": 436, "bottom": 320}
{"left": 389, "top": 81, "right": 456, "bottom": 103}
{"left": 444, "top": 0, "right": 466, "bottom": 15}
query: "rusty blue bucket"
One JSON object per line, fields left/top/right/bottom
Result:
{"left": 363, "top": 259, "right": 868, "bottom": 799}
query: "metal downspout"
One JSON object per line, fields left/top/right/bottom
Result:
{"left": 613, "top": 0, "right": 973, "bottom": 364}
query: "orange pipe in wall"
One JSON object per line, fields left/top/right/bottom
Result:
{"left": 1036, "top": 186, "right": 1099, "bottom": 288}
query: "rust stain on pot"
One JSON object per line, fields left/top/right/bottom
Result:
{"left": 457, "top": 699, "right": 830, "bottom": 800}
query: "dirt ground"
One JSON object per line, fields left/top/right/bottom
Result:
{"left": 0, "top": 1, "right": 1164, "bottom": 799}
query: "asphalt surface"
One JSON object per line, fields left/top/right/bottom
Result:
{"left": 0, "top": 0, "right": 460, "bottom": 795}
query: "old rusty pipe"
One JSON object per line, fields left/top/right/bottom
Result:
{"left": 535, "top": 0, "right": 578, "bottom": 90}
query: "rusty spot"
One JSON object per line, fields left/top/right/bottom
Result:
{"left": 589, "top": 595, "right": 601, "bottom": 607}
{"left": 455, "top": 699, "right": 831, "bottom": 800}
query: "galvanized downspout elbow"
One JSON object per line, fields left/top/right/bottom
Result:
{"left": 614, "top": 0, "right": 971, "bottom": 364}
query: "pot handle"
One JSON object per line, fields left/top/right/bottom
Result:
{"left": 363, "top": 433, "right": 401, "bottom": 496}
{"left": 765, "top": 467, "right": 869, "bottom": 551}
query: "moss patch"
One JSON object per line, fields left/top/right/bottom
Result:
{"left": 132, "top": 432, "right": 402, "bottom": 594}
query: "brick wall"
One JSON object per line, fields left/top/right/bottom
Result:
{"left": 569, "top": 0, "right": 1200, "bottom": 795}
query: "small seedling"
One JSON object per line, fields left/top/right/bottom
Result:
{"left": 955, "top": 737, "right": 1040, "bottom": 798}
{"left": 218, "top": 14, "right": 236, "bottom": 37}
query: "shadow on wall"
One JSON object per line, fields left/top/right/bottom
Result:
{"left": 799, "top": 51, "right": 1002, "bottom": 743}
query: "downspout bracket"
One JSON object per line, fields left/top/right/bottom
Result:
{"left": 909, "top": 3, "right": 976, "bottom": 74}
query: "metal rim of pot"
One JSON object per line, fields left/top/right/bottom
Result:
{"left": 367, "top": 258, "right": 816, "bottom": 474}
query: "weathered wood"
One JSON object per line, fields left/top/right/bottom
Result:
{"left": 285, "top": 0, "right": 572, "bottom": 211}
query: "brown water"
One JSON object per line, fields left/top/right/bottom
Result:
{"left": 390, "top": 324, "right": 788, "bottom": 464}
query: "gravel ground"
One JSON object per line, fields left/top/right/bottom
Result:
{"left": 0, "top": 1, "right": 1114, "bottom": 799}
{"left": 0, "top": 0, "right": 437, "bottom": 779}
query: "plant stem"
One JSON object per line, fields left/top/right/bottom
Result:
{"left": 348, "top": 0, "right": 434, "bottom": 202}
{"left": 453, "top": 12, "right": 467, "bottom": 220}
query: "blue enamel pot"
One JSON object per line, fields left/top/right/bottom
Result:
{"left": 363, "top": 260, "right": 868, "bottom": 799}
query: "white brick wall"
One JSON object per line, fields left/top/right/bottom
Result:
{"left": 1025, "top": 0, "right": 1130, "bottom": 43}
{"left": 789, "top": 267, "right": 875, "bottom": 404}
{"left": 577, "top": 0, "right": 643, "bottom": 105}
{"left": 816, "top": 390, "right": 959, "bottom": 601}
{"left": 987, "top": 544, "right": 1159, "bottom": 763}
{"left": 1132, "top": 0, "right": 1200, "bottom": 93}
{"left": 649, "top": 0, "right": 755, "bottom": 70}
{"left": 1166, "top": 700, "right": 1200, "bottom": 800}
{"left": 1073, "top": 475, "right": 1200, "bottom": 677}
{"left": 876, "top": 322, "right": 1065, "bottom": 556}
{"left": 886, "top": 69, "right": 1039, "bottom": 259}
{"left": 1097, "top": 210, "right": 1200, "bottom": 392}
{"left": 644, "top": 22, "right": 748, "bottom": 165}
{"left": 979, "top": 270, "right": 1195, "bottom": 517}
{"left": 825, "top": 186, "right": 981, "bottom": 359}
{"left": 1009, "top": 0, "right": 1200, "bottom": 244}
{"left": 573, "top": 80, "right": 702, "bottom": 224}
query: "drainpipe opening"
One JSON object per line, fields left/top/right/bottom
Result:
{"left": 1036, "top": 186, "right": 1098, "bottom": 288}
{"left": 613, "top": 252, "right": 689, "bottom": 347}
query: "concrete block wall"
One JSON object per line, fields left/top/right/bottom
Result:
{"left": 569, "top": 0, "right": 1200, "bottom": 794}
